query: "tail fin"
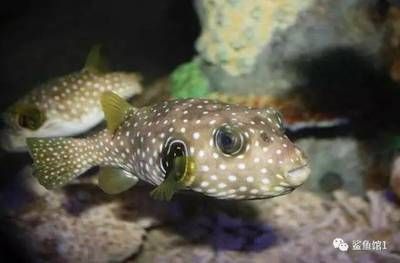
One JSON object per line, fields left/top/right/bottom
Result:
{"left": 26, "top": 137, "right": 94, "bottom": 189}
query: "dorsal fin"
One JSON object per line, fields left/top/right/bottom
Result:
{"left": 83, "top": 44, "right": 109, "bottom": 73}
{"left": 100, "top": 91, "right": 134, "bottom": 134}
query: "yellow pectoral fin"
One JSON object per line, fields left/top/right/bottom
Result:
{"left": 100, "top": 91, "right": 135, "bottom": 134}
{"left": 98, "top": 167, "right": 139, "bottom": 194}
{"left": 150, "top": 156, "right": 196, "bottom": 201}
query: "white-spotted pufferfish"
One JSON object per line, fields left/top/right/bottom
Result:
{"left": 1, "top": 45, "right": 142, "bottom": 152}
{"left": 26, "top": 92, "right": 310, "bottom": 201}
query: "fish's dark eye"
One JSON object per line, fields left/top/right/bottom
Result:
{"left": 215, "top": 126, "right": 245, "bottom": 156}
{"left": 18, "top": 111, "right": 44, "bottom": 130}
{"left": 160, "top": 139, "right": 187, "bottom": 180}
{"left": 15, "top": 104, "right": 45, "bottom": 130}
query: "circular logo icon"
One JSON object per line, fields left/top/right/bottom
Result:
{"left": 333, "top": 238, "right": 344, "bottom": 248}
{"left": 339, "top": 242, "right": 349, "bottom": 252}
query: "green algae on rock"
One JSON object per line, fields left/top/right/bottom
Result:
{"left": 169, "top": 59, "right": 210, "bottom": 99}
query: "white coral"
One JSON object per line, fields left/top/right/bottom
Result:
{"left": 195, "top": 0, "right": 315, "bottom": 76}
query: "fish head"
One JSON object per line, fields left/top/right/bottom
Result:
{"left": 1, "top": 103, "right": 47, "bottom": 152}
{"left": 166, "top": 100, "right": 310, "bottom": 200}
{"left": 1, "top": 100, "right": 99, "bottom": 152}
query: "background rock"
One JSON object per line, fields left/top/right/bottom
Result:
{"left": 296, "top": 137, "right": 365, "bottom": 197}
{"left": 197, "top": 0, "right": 385, "bottom": 96}
{"left": 14, "top": 184, "right": 172, "bottom": 262}
{"left": 133, "top": 190, "right": 400, "bottom": 263}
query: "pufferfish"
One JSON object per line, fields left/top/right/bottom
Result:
{"left": 1, "top": 45, "right": 142, "bottom": 152}
{"left": 26, "top": 92, "right": 310, "bottom": 201}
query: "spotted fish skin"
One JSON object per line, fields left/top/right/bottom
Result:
{"left": 27, "top": 98, "right": 310, "bottom": 200}
{"left": 1, "top": 70, "right": 142, "bottom": 152}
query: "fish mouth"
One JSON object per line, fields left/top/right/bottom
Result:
{"left": 252, "top": 186, "right": 295, "bottom": 199}
{"left": 272, "top": 186, "right": 295, "bottom": 197}
{"left": 281, "top": 185, "right": 296, "bottom": 193}
{"left": 285, "top": 164, "right": 310, "bottom": 187}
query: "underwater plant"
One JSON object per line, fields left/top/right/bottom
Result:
{"left": 169, "top": 58, "right": 210, "bottom": 99}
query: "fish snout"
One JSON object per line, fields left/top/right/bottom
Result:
{"left": 284, "top": 146, "right": 310, "bottom": 187}
{"left": 285, "top": 164, "right": 310, "bottom": 187}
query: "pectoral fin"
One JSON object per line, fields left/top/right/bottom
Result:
{"left": 98, "top": 167, "right": 139, "bottom": 194}
{"left": 150, "top": 156, "right": 196, "bottom": 201}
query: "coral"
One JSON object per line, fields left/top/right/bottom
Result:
{"left": 173, "top": 212, "right": 278, "bottom": 251}
{"left": 169, "top": 58, "right": 210, "bottom": 99}
{"left": 21, "top": 201, "right": 145, "bottom": 263}
{"left": 15, "top": 184, "right": 170, "bottom": 263}
{"left": 197, "top": 0, "right": 384, "bottom": 96}
{"left": 245, "top": 190, "right": 400, "bottom": 262}
{"left": 135, "top": 190, "right": 400, "bottom": 263}
{"left": 10, "top": 164, "right": 400, "bottom": 263}
{"left": 195, "top": 0, "right": 315, "bottom": 76}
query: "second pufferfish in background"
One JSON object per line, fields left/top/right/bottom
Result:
{"left": 1, "top": 45, "right": 142, "bottom": 152}
{"left": 26, "top": 92, "right": 310, "bottom": 201}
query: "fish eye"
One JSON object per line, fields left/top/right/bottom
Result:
{"left": 215, "top": 125, "right": 245, "bottom": 156}
{"left": 160, "top": 138, "right": 187, "bottom": 180}
{"left": 17, "top": 110, "right": 44, "bottom": 130}
{"left": 13, "top": 104, "right": 45, "bottom": 131}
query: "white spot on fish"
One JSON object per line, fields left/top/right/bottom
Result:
{"left": 218, "top": 183, "right": 226, "bottom": 189}
{"left": 246, "top": 176, "right": 254, "bottom": 183}
{"left": 239, "top": 186, "right": 247, "bottom": 192}
{"left": 201, "top": 165, "right": 210, "bottom": 172}
{"left": 193, "top": 132, "right": 200, "bottom": 140}
{"left": 200, "top": 181, "right": 209, "bottom": 187}
{"left": 228, "top": 175, "right": 237, "bottom": 181}
{"left": 261, "top": 178, "right": 270, "bottom": 184}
